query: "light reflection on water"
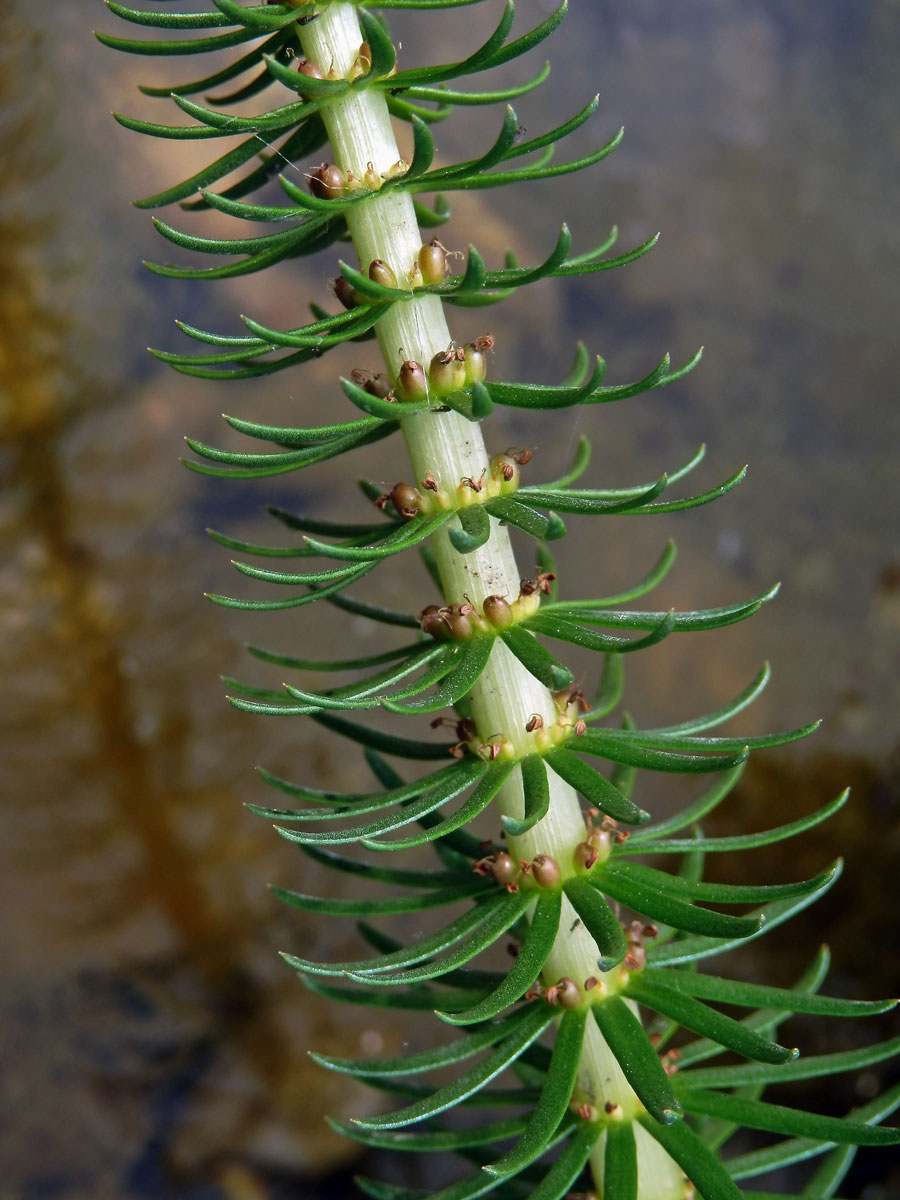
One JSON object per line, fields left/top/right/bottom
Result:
{"left": 2, "top": 2, "right": 897, "bottom": 1196}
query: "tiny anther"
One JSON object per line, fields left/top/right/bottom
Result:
{"left": 604, "top": 1101, "right": 619, "bottom": 1115}
{"left": 576, "top": 1103, "right": 595, "bottom": 1122}
{"left": 374, "top": 492, "right": 389, "bottom": 511}
{"left": 519, "top": 860, "right": 534, "bottom": 874}
{"left": 573, "top": 719, "right": 587, "bottom": 736}
{"left": 584, "top": 976, "right": 599, "bottom": 991}
{"left": 525, "top": 713, "right": 544, "bottom": 733}
{"left": 460, "top": 473, "right": 485, "bottom": 493}
{"left": 643, "top": 923, "right": 659, "bottom": 938}
{"left": 524, "top": 984, "right": 543, "bottom": 1001}
{"left": 421, "top": 471, "right": 438, "bottom": 491}
{"left": 614, "top": 829, "right": 630, "bottom": 844}
{"left": 505, "top": 446, "right": 532, "bottom": 465}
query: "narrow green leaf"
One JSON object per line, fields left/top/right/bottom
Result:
{"left": 291, "top": 841, "right": 473, "bottom": 890}
{"left": 348, "top": 886, "right": 533, "bottom": 986}
{"left": 309, "top": 711, "right": 457, "bottom": 759}
{"left": 485, "top": 495, "right": 557, "bottom": 539}
{"left": 313, "top": 1009, "right": 531, "bottom": 1078}
{"left": 384, "top": 635, "right": 494, "bottom": 715}
{"left": 593, "top": 867, "right": 762, "bottom": 940}
{"left": 253, "top": 755, "right": 479, "bottom": 811}
{"left": 677, "top": 945, "right": 831, "bottom": 1068}
{"left": 449, "top": 503, "right": 492, "bottom": 552}
{"left": 271, "top": 879, "right": 485, "bottom": 917}
{"left": 625, "top": 763, "right": 745, "bottom": 845}
{"left": 650, "top": 867, "right": 842, "bottom": 966}
{"left": 486, "top": 1008, "right": 587, "bottom": 1176}
{"left": 601, "top": 859, "right": 840, "bottom": 906}
{"left": 603, "top": 1122, "right": 637, "bottom": 1200}
{"left": 326, "top": 1115, "right": 529, "bottom": 1154}
{"left": 725, "top": 1080, "right": 900, "bottom": 1179}
{"left": 246, "top": 639, "right": 420, "bottom": 672}
{"left": 524, "top": 1121, "right": 598, "bottom": 1200}
{"left": 594, "top": 995, "right": 682, "bottom": 1124}
{"left": 562, "top": 877, "right": 627, "bottom": 972}
{"left": 352, "top": 1001, "right": 554, "bottom": 1129}
{"left": 438, "top": 889, "right": 562, "bottom": 1025}
{"left": 628, "top": 790, "right": 849, "bottom": 856}
{"left": 282, "top": 891, "right": 510, "bottom": 978}
{"left": 499, "top": 626, "right": 573, "bottom": 691}
{"left": 544, "top": 748, "right": 649, "bottom": 824}
{"left": 502, "top": 754, "right": 550, "bottom": 836}
{"left": 626, "top": 973, "right": 797, "bottom": 1065}
{"left": 363, "top": 759, "right": 516, "bottom": 850}
{"left": 685, "top": 1090, "right": 900, "bottom": 1146}
{"left": 325, "top": 589, "right": 420, "bottom": 629}
{"left": 678, "top": 1033, "right": 900, "bottom": 1091}
{"left": 650, "top": 967, "right": 896, "bottom": 1019}
{"left": 641, "top": 1115, "right": 745, "bottom": 1200}
{"left": 524, "top": 610, "right": 676, "bottom": 655}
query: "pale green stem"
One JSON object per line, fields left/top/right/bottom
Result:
{"left": 297, "top": 7, "right": 684, "bottom": 1195}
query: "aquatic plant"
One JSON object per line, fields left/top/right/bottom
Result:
{"left": 102, "top": 1, "right": 899, "bottom": 1195}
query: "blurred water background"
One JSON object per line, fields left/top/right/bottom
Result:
{"left": 1, "top": 1, "right": 898, "bottom": 1197}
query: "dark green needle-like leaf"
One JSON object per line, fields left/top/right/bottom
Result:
{"left": 437, "top": 888, "right": 562, "bottom": 1025}
{"left": 562, "top": 876, "right": 627, "bottom": 971}
{"left": 626, "top": 973, "right": 797, "bottom": 1065}
{"left": 486, "top": 1007, "right": 587, "bottom": 1175}
{"left": 502, "top": 754, "right": 550, "bottom": 836}
{"left": 498, "top": 626, "right": 573, "bottom": 691}
{"left": 544, "top": 748, "right": 649, "bottom": 824}
{"left": 352, "top": 1000, "right": 554, "bottom": 1129}
{"left": 602, "top": 1122, "right": 637, "bottom": 1199}
{"left": 594, "top": 995, "right": 682, "bottom": 1125}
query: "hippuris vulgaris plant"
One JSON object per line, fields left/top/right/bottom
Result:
{"left": 101, "top": 1, "right": 899, "bottom": 1196}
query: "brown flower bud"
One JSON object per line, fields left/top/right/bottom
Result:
{"left": 482, "top": 595, "right": 513, "bottom": 629}
{"left": 490, "top": 851, "right": 518, "bottom": 887}
{"left": 332, "top": 275, "right": 363, "bottom": 310}
{"left": 398, "top": 359, "right": 428, "bottom": 402}
{"left": 429, "top": 346, "right": 466, "bottom": 396}
{"left": 573, "top": 841, "right": 599, "bottom": 872}
{"left": 444, "top": 609, "right": 473, "bottom": 641}
{"left": 418, "top": 239, "right": 447, "bottom": 285}
{"left": 390, "top": 481, "right": 423, "bottom": 518}
{"left": 295, "top": 58, "right": 324, "bottom": 95}
{"left": 368, "top": 258, "right": 397, "bottom": 289}
{"left": 420, "top": 609, "right": 450, "bottom": 640}
{"left": 554, "top": 977, "right": 581, "bottom": 1009}
{"left": 531, "top": 854, "right": 561, "bottom": 889}
{"left": 465, "top": 336, "right": 493, "bottom": 384}
{"left": 350, "top": 368, "right": 392, "bottom": 399}
{"left": 309, "top": 162, "right": 345, "bottom": 201}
